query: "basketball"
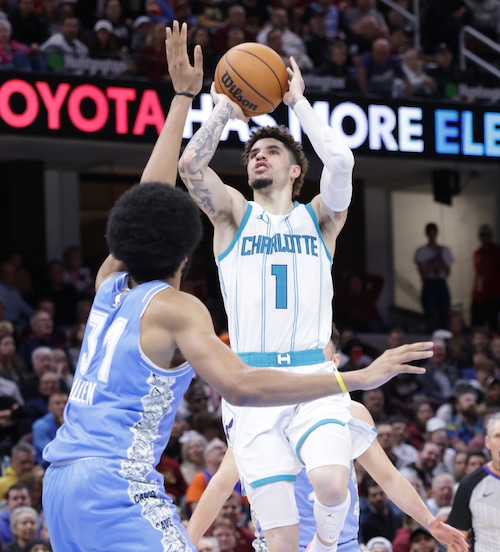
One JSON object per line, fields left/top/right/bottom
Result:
{"left": 214, "top": 43, "right": 288, "bottom": 117}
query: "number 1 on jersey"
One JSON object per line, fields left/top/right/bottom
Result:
{"left": 271, "top": 264, "right": 288, "bottom": 309}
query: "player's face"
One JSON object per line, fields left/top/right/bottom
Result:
{"left": 247, "top": 138, "right": 296, "bottom": 192}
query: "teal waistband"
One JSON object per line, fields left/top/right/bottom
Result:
{"left": 238, "top": 349, "right": 325, "bottom": 367}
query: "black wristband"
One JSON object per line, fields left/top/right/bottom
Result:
{"left": 175, "top": 90, "right": 196, "bottom": 99}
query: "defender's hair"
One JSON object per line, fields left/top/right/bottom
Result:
{"left": 106, "top": 183, "right": 202, "bottom": 283}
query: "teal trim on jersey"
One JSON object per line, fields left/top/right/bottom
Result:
{"left": 238, "top": 349, "right": 324, "bottom": 367}
{"left": 295, "top": 419, "right": 347, "bottom": 464}
{"left": 305, "top": 203, "right": 333, "bottom": 264}
{"left": 217, "top": 202, "right": 253, "bottom": 262}
{"left": 250, "top": 474, "right": 297, "bottom": 488}
{"left": 284, "top": 214, "right": 299, "bottom": 348}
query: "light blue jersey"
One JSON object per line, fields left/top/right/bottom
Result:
{"left": 43, "top": 273, "right": 196, "bottom": 552}
{"left": 217, "top": 201, "right": 333, "bottom": 356}
{"left": 253, "top": 466, "right": 361, "bottom": 552}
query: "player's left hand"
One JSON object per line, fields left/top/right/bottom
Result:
{"left": 283, "top": 56, "right": 305, "bottom": 106}
{"left": 427, "top": 516, "right": 469, "bottom": 551}
{"left": 166, "top": 21, "right": 203, "bottom": 98}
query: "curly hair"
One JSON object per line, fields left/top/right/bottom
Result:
{"left": 242, "top": 125, "right": 309, "bottom": 198}
{"left": 106, "top": 183, "right": 202, "bottom": 283}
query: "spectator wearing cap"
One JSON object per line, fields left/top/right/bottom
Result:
{"left": 471, "top": 223, "right": 500, "bottom": 333}
{"left": 426, "top": 417, "right": 456, "bottom": 475}
{"left": 85, "top": 19, "right": 121, "bottom": 59}
{"left": 130, "top": 15, "right": 151, "bottom": 54}
{"left": 427, "top": 43, "right": 467, "bottom": 101}
{"left": 302, "top": 8, "right": 336, "bottom": 70}
{"left": 302, "top": 0, "right": 340, "bottom": 40}
{"left": 365, "top": 536, "right": 393, "bottom": 552}
{"left": 409, "top": 526, "right": 439, "bottom": 551}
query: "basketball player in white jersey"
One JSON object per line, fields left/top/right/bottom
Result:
{"left": 178, "top": 56, "right": 390, "bottom": 552}
{"left": 42, "top": 23, "right": 432, "bottom": 552}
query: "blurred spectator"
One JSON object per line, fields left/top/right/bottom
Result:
{"left": 427, "top": 43, "right": 466, "bottom": 101}
{"left": 197, "top": 536, "right": 221, "bottom": 552}
{"left": 18, "top": 471, "right": 42, "bottom": 513}
{"left": 213, "top": 4, "right": 256, "bottom": 56}
{"left": 238, "top": 0, "right": 269, "bottom": 33}
{"left": 173, "top": 0, "right": 198, "bottom": 31}
{"left": 419, "top": 339, "right": 458, "bottom": 403}
{"left": 390, "top": 416, "right": 418, "bottom": 469}
{"left": 359, "top": 477, "right": 403, "bottom": 543}
{"left": 425, "top": 473, "right": 455, "bottom": 516}
{"left": 463, "top": 449, "right": 487, "bottom": 475}
{"left": 225, "top": 27, "right": 245, "bottom": 50}
{"left": 85, "top": 19, "right": 122, "bottom": 60}
{"left": 210, "top": 516, "right": 239, "bottom": 552}
{"left": 3, "top": 251, "right": 33, "bottom": 303}
{"left": 365, "top": 536, "right": 393, "bottom": 552}
{"left": 137, "top": 21, "right": 169, "bottom": 80}
{"left": 414, "top": 222, "right": 454, "bottom": 332}
{"left": 313, "top": 38, "right": 357, "bottom": 90}
{"left": 39, "top": 15, "right": 89, "bottom": 71}
{"left": 22, "top": 538, "right": 51, "bottom": 552}
{"left": 446, "top": 387, "right": 483, "bottom": 451}
{"left": 427, "top": 420, "right": 456, "bottom": 475}
{"left": 130, "top": 15, "right": 151, "bottom": 54}
{"left": 400, "top": 442, "right": 441, "bottom": 494}
{"left": 67, "top": 322, "right": 85, "bottom": 368}
{"left": 19, "top": 346, "right": 57, "bottom": 401}
{"left": 184, "top": 383, "right": 210, "bottom": 429}
{"left": 0, "top": 396, "right": 26, "bottom": 458}
{"left": 0, "top": 334, "right": 28, "bottom": 386}
{"left": 179, "top": 430, "right": 207, "bottom": 485}
{"left": 362, "top": 389, "right": 390, "bottom": 424}
{"left": 50, "top": 349, "right": 73, "bottom": 390}
{"left": 388, "top": 26, "right": 408, "bottom": 56}
{"left": 257, "top": 7, "right": 313, "bottom": 73}
{"left": 17, "top": 311, "right": 70, "bottom": 373}
{"left": 0, "top": 262, "right": 35, "bottom": 332}
{"left": 103, "top": 0, "right": 131, "bottom": 49}
{"left": 0, "top": 443, "right": 43, "bottom": 499}
{"left": 447, "top": 311, "right": 472, "bottom": 368}
{"left": 406, "top": 399, "right": 435, "bottom": 451}
{"left": 408, "top": 527, "right": 439, "bottom": 552}
{"left": 470, "top": 224, "right": 500, "bottom": 333}
{"left": 301, "top": 0, "right": 340, "bottom": 40}
{"left": 62, "top": 246, "right": 93, "bottom": 299}
{"left": 336, "top": 272, "right": 385, "bottom": 332}
{"left": 34, "top": 259, "right": 78, "bottom": 328}
{"left": 219, "top": 492, "right": 253, "bottom": 552}
{"left": 22, "top": 369, "right": 62, "bottom": 428}
{"left": 32, "top": 391, "right": 67, "bottom": 465}
{"left": 303, "top": 9, "right": 333, "bottom": 70}
{"left": 144, "top": 0, "right": 175, "bottom": 25}
{"left": 8, "top": 0, "right": 46, "bottom": 47}
{"left": 39, "top": 0, "right": 61, "bottom": 38}
{"left": 343, "top": 0, "right": 389, "bottom": 54}
{"left": 0, "top": 483, "right": 31, "bottom": 545}
{"left": 452, "top": 450, "right": 468, "bottom": 485}
{"left": 376, "top": 422, "right": 399, "bottom": 466}
{"left": 357, "top": 37, "right": 408, "bottom": 97}
{"left": 188, "top": 25, "right": 218, "bottom": 85}
{"left": 479, "top": 376, "right": 500, "bottom": 413}
{"left": 186, "top": 438, "right": 228, "bottom": 514}
{"left": 401, "top": 48, "right": 436, "bottom": 97}
{"left": 5, "top": 505, "right": 39, "bottom": 551}
{"left": 192, "top": 0, "right": 229, "bottom": 30}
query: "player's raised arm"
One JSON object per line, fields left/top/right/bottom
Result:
{"left": 141, "top": 21, "right": 203, "bottom": 185}
{"left": 178, "top": 84, "right": 249, "bottom": 229}
{"left": 283, "top": 56, "right": 354, "bottom": 253}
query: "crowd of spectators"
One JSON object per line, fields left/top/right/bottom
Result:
{"left": 1, "top": 0, "right": 500, "bottom": 103}
{"left": 0, "top": 227, "right": 499, "bottom": 550}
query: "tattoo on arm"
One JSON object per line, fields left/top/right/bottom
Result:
{"left": 179, "top": 103, "right": 233, "bottom": 217}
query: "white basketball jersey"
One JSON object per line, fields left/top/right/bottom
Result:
{"left": 217, "top": 201, "right": 333, "bottom": 354}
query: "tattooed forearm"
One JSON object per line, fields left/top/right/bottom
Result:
{"left": 182, "top": 102, "right": 233, "bottom": 176}
{"left": 181, "top": 174, "right": 217, "bottom": 216}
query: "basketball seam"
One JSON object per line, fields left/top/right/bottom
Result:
{"left": 230, "top": 48, "right": 287, "bottom": 96}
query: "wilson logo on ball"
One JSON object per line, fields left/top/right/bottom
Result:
{"left": 220, "top": 71, "right": 258, "bottom": 113}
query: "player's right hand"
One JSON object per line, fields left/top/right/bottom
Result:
{"left": 356, "top": 342, "right": 432, "bottom": 390}
{"left": 210, "top": 83, "right": 250, "bottom": 123}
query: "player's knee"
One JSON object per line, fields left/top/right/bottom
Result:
{"left": 308, "top": 465, "right": 349, "bottom": 506}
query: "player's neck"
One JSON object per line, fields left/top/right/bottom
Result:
{"left": 487, "top": 460, "right": 500, "bottom": 476}
{"left": 254, "top": 188, "right": 294, "bottom": 215}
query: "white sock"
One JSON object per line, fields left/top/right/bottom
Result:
{"left": 307, "top": 533, "right": 336, "bottom": 552}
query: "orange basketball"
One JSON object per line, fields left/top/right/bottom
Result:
{"left": 214, "top": 43, "right": 288, "bottom": 117}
